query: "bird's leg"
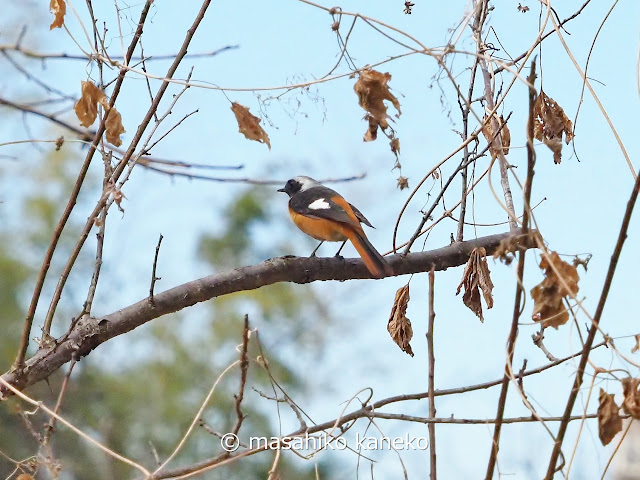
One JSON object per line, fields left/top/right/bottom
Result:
{"left": 310, "top": 241, "right": 324, "bottom": 257}
{"left": 334, "top": 240, "right": 347, "bottom": 258}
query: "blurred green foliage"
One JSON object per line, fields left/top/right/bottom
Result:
{"left": 0, "top": 151, "right": 332, "bottom": 479}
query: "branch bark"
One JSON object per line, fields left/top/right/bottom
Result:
{"left": 0, "top": 229, "right": 535, "bottom": 397}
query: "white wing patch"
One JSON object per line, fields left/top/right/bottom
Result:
{"left": 308, "top": 198, "right": 331, "bottom": 210}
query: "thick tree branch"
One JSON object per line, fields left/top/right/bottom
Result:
{"left": 0, "top": 229, "right": 535, "bottom": 397}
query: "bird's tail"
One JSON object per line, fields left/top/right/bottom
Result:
{"left": 348, "top": 230, "right": 394, "bottom": 278}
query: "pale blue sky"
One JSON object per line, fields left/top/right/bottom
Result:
{"left": 1, "top": 0, "right": 640, "bottom": 478}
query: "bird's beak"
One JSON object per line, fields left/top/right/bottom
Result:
{"left": 277, "top": 187, "right": 286, "bottom": 193}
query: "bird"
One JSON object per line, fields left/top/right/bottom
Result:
{"left": 278, "top": 176, "right": 394, "bottom": 278}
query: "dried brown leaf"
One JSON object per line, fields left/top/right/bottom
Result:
{"left": 363, "top": 114, "right": 379, "bottom": 142}
{"left": 530, "top": 251, "right": 579, "bottom": 329}
{"left": 231, "top": 102, "right": 271, "bottom": 149}
{"left": 74, "top": 81, "right": 106, "bottom": 127}
{"left": 390, "top": 137, "right": 400, "bottom": 158}
{"left": 49, "top": 0, "right": 66, "bottom": 29}
{"left": 73, "top": 81, "right": 125, "bottom": 145}
{"left": 632, "top": 334, "right": 640, "bottom": 354}
{"left": 104, "top": 107, "right": 125, "bottom": 147}
{"left": 354, "top": 69, "right": 401, "bottom": 132}
{"left": 397, "top": 176, "right": 409, "bottom": 190}
{"left": 481, "top": 114, "right": 511, "bottom": 156}
{"left": 533, "top": 91, "right": 574, "bottom": 164}
{"left": 622, "top": 377, "right": 640, "bottom": 419}
{"left": 493, "top": 231, "right": 541, "bottom": 264}
{"left": 387, "top": 285, "right": 414, "bottom": 356}
{"left": 456, "top": 247, "right": 494, "bottom": 322}
{"left": 598, "top": 389, "right": 622, "bottom": 446}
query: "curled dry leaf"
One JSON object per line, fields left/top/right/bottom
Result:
{"left": 632, "top": 334, "right": 640, "bottom": 354}
{"left": 390, "top": 137, "right": 400, "bottom": 159}
{"left": 456, "top": 247, "right": 494, "bottom": 322}
{"left": 74, "top": 81, "right": 125, "bottom": 146}
{"left": 481, "top": 114, "right": 511, "bottom": 156}
{"left": 397, "top": 176, "right": 409, "bottom": 190}
{"left": 530, "top": 251, "right": 579, "bottom": 329}
{"left": 230, "top": 102, "right": 271, "bottom": 149}
{"left": 387, "top": 285, "right": 414, "bottom": 356}
{"left": 354, "top": 68, "right": 401, "bottom": 140}
{"left": 533, "top": 90, "right": 574, "bottom": 164}
{"left": 74, "top": 81, "right": 105, "bottom": 127}
{"left": 49, "top": 0, "right": 66, "bottom": 29}
{"left": 622, "top": 377, "right": 640, "bottom": 419}
{"left": 363, "top": 114, "right": 379, "bottom": 142}
{"left": 493, "top": 231, "right": 541, "bottom": 264}
{"left": 598, "top": 389, "right": 622, "bottom": 446}
{"left": 105, "top": 108, "right": 125, "bottom": 147}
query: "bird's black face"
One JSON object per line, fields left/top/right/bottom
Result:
{"left": 277, "top": 178, "right": 302, "bottom": 197}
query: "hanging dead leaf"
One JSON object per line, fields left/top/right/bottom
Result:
{"left": 493, "top": 231, "right": 541, "bottom": 264}
{"left": 49, "top": 0, "right": 66, "bottom": 29}
{"left": 632, "top": 334, "right": 640, "bottom": 354}
{"left": 481, "top": 114, "right": 511, "bottom": 156}
{"left": 230, "top": 102, "right": 271, "bottom": 149}
{"left": 456, "top": 247, "right": 494, "bottom": 322}
{"left": 530, "top": 251, "right": 579, "bottom": 329}
{"left": 73, "top": 81, "right": 125, "bottom": 146}
{"left": 387, "top": 285, "right": 414, "bottom": 356}
{"left": 598, "top": 389, "right": 622, "bottom": 446}
{"left": 397, "top": 176, "right": 409, "bottom": 190}
{"left": 354, "top": 68, "right": 401, "bottom": 134}
{"left": 390, "top": 137, "right": 400, "bottom": 159}
{"left": 104, "top": 107, "right": 125, "bottom": 147}
{"left": 363, "top": 114, "right": 379, "bottom": 142}
{"left": 533, "top": 90, "right": 574, "bottom": 164}
{"left": 74, "top": 81, "right": 106, "bottom": 127}
{"left": 622, "top": 377, "right": 640, "bottom": 419}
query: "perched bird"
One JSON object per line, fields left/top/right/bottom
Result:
{"left": 278, "top": 176, "right": 393, "bottom": 278}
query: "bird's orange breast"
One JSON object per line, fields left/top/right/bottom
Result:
{"left": 289, "top": 208, "right": 349, "bottom": 242}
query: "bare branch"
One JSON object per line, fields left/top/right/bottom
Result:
{"left": 1, "top": 229, "right": 534, "bottom": 397}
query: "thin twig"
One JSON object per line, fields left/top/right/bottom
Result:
{"left": 456, "top": 54, "right": 480, "bottom": 242}
{"left": 42, "top": 357, "right": 78, "bottom": 447}
{"left": 427, "top": 269, "right": 437, "bottom": 480}
{"left": 149, "top": 234, "right": 164, "bottom": 303}
{"left": 477, "top": 56, "right": 517, "bottom": 228}
{"left": 231, "top": 315, "right": 250, "bottom": 437}
{"left": 0, "top": 43, "right": 238, "bottom": 61}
